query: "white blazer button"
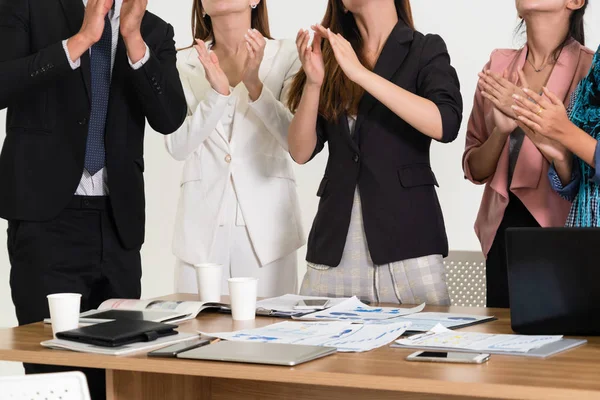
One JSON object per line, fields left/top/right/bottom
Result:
{"left": 225, "top": 154, "right": 232, "bottom": 163}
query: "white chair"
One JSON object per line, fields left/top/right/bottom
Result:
{"left": 444, "top": 251, "right": 487, "bottom": 307}
{"left": 0, "top": 371, "right": 91, "bottom": 400}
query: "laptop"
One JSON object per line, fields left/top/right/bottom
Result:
{"left": 177, "top": 341, "right": 337, "bottom": 366}
{"left": 505, "top": 227, "right": 600, "bottom": 335}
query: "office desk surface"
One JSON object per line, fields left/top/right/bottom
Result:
{"left": 0, "top": 294, "right": 599, "bottom": 400}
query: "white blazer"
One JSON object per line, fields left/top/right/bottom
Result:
{"left": 166, "top": 39, "right": 305, "bottom": 267}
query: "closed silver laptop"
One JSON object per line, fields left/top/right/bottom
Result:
{"left": 177, "top": 341, "right": 337, "bottom": 366}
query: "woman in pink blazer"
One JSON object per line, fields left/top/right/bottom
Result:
{"left": 463, "top": 0, "right": 592, "bottom": 308}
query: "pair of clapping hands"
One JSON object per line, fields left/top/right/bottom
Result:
{"left": 478, "top": 67, "right": 573, "bottom": 162}
{"left": 195, "top": 23, "right": 372, "bottom": 96}
{"left": 194, "top": 29, "right": 266, "bottom": 97}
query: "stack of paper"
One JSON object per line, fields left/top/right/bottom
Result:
{"left": 255, "top": 294, "right": 351, "bottom": 317}
{"left": 255, "top": 296, "right": 495, "bottom": 333}
{"left": 393, "top": 312, "right": 495, "bottom": 332}
{"left": 392, "top": 324, "right": 586, "bottom": 357}
{"left": 293, "top": 297, "right": 425, "bottom": 322}
{"left": 201, "top": 320, "right": 412, "bottom": 353}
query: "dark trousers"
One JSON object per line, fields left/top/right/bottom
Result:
{"left": 7, "top": 196, "right": 142, "bottom": 400}
{"left": 486, "top": 193, "right": 540, "bottom": 308}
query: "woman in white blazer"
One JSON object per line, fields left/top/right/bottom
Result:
{"left": 166, "top": 0, "right": 305, "bottom": 297}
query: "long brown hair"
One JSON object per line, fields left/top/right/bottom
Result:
{"left": 190, "top": 1, "right": 273, "bottom": 46}
{"left": 287, "top": 0, "right": 414, "bottom": 121}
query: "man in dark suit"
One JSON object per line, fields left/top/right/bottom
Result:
{"left": 0, "top": 0, "right": 186, "bottom": 397}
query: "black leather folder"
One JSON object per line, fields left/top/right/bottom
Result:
{"left": 56, "top": 319, "right": 178, "bottom": 347}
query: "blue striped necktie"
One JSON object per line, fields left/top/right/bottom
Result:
{"left": 85, "top": 15, "right": 112, "bottom": 176}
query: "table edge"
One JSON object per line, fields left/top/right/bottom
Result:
{"left": 0, "top": 349, "right": 598, "bottom": 400}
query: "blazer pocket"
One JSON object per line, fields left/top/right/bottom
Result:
{"left": 264, "top": 155, "right": 296, "bottom": 182}
{"left": 398, "top": 164, "right": 439, "bottom": 188}
{"left": 180, "top": 158, "right": 204, "bottom": 186}
{"left": 7, "top": 126, "right": 52, "bottom": 136}
{"left": 316, "top": 177, "right": 329, "bottom": 197}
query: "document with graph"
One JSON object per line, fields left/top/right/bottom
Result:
{"left": 293, "top": 296, "right": 425, "bottom": 322}
{"left": 201, "top": 320, "right": 411, "bottom": 352}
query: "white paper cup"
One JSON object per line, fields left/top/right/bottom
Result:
{"left": 228, "top": 277, "right": 258, "bottom": 321}
{"left": 194, "top": 263, "right": 223, "bottom": 303}
{"left": 47, "top": 293, "right": 82, "bottom": 338}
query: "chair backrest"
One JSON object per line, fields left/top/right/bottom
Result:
{"left": 0, "top": 371, "right": 91, "bottom": 400}
{"left": 444, "top": 251, "right": 486, "bottom": 307}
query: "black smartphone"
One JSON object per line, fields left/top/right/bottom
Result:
{"left": 147, "top": 339, "right": 210, "bottom": 358}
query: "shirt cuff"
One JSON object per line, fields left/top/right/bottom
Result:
{"left": 128, "top": 43, "right": 151, "bottom": 70}
{"left": 62, "top": 39, "right": 81, "bottom": 70}
{"left": 206, "top": 87, "right": 231, "bottom": 104}
{"left": 591, "top": 140, "right": 600, "bottom": 185}
{"left": 247, "top": 85, "right": 266, "bottom": 105}
{"left": 548, "top": 161, "right": 580, "bottom": 202}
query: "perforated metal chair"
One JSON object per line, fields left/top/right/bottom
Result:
{"left": 0, "top": 371, "right": 91, "bottom": 400}
{"left": 444, "top": 251, "right": 486, "bottom": 307}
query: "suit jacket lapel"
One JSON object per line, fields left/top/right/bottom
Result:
{"left": 543, "top": 39, "right": 581, "bottom": 108}
{"left": 59, "top": 0, "right": 84, "bottom": 36}
{"left": 81, "top": 54, "right": 92, "bottom": 105}
{"left": 258, "top": 40, "right": 278, "bottom": 84}
{"left": 111, "top": 36, "right": 127, "bottom": 84}
{"left": 353, "top": 22, "right": 414, "bottom": 138}
{"left": 59, "top": 0, "right": 92, "bottom": 104}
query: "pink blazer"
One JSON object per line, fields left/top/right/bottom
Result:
{"left": 463, "top": 39, "right": 594, "bottom": 257}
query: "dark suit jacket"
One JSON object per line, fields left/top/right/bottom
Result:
{"left": 306, "top": 22, "right": 463, "bottom": 267}
{"left": 0, "top": 0, "right": 187, "bottom": 249}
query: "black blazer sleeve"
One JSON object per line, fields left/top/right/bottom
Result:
{"left": 128, "top": 20, "right": 186, "bottom": 135}
{"left": 0, "top": 0, "right": 73, "bottom": 110}
{"left": 308, "top": 115, "right": 328, "bottom": 161}
{"left": 417, "top": 34, "right": 463, "bottom": 143}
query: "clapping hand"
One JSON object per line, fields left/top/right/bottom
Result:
{"left": 194, "top": 39, "right": 230, "bottom": 96}
{"left": 479, "top": 69, "right": 529, "bottom": 135}
{"left": 512, "top": 87, "right": 573, "bottom": 143}
{"left": 120, "top": 0, "right": 147, "bottom": 39}
{"left": 296, "top": 28, "right": 325, "bottom": 87}
{"left": 312, "top": 24, "right": 367, "bottom": 83}
{"left": 77, "top": 0, "right": 113, "bottom": 47}
{"left": 242, "top": 29, "right": 267, "bottom": 101}
{"left": 512, "top": 88, "right": 570, "bottom": 163}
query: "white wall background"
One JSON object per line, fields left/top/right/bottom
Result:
{"left": 1, "top": 0, "right": 598, "bottom": 375}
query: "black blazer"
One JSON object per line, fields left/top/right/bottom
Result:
{"left": 306, "top": 22, "right": 463, "bottom": 267}
{"left": 0, "top": 0, "right": 187, "bottom": 249}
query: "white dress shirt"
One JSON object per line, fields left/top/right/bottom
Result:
{"left": 62, "top": 0, "right": 150, "bottom": 196}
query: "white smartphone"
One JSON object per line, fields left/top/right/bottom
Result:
{"left": 406, "top": 351, "right": 490, "bottom": 364}
{"left": 293, "top": 299, "right": 331, "bottom": 310}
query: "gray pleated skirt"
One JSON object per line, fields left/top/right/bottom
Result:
{"left": 300, "top": 189, "right": 450, "bottom": 305}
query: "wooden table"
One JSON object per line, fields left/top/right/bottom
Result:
{"left": 0, "top": 294, "right": 598, "bottom": 400}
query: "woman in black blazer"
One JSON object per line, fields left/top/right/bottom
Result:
{"left": 287, "top": 0, "right": 462, "bottom": 305}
